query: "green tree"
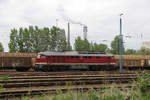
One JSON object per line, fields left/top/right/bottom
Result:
{"left": 105, "top": 48, "right": 112, "bottom": 54}
{"left": 124, "top": 49, "right": 136, "bottom": 55}
{"left": 74, "top": 36, "right": 91, "bottom": 51}
{"left": 9, "top": 26, "right": 67, "bottom": 53}
{"left": 50, "top": 26, "right": 67, "bottom": 51}
{"left": 0, "top": 42, "right": 4, "bottom": 52}
{"left": 139, "top": 47, "right": 150, "bottom": 55}
{"left": 111, "top": 35, "right": 124, "bottom": 54}
{"left": 9, "top": 29, "right": 18, "bottom": 52}
{"left": 91, "top": 43, "right": 107, "bottom": 52}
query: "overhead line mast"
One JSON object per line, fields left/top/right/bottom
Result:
{"left": 119, "top": 13, "right": 123, "bottom": 72}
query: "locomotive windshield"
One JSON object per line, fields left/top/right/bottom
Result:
{"left": 37, "top": 54, "right": 40, "bottom": 58}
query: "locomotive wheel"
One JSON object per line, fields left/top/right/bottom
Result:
{"left": 16, "top": 67, "right": 30, "bottom": 72}
{"left": 89, "top": 66, "right": 99, "bottom": 71}
{"left": 33, "top": 64, "right": 40, "bottom": 71}
{"left": 33, "top": 67, "right": 39, "bottom": 71}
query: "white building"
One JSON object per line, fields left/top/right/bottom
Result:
{"left": 142, "top": 41, "right": 150, "bottom": 49}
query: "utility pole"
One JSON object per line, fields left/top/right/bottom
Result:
{"left": 119, "top": 13, "right": 123, "bottom": 72}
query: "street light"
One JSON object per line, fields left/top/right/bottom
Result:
{"left": 119, "top": 13, "right": 123, "bottom": 72}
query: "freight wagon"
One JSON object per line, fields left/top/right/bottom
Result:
{"left": 0, "top": 52, "right": 36, "bottom": 71}
{"left": 114, "top": 55, "right": 150, "bottom": 69}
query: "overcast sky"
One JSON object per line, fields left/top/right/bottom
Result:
{"left": 0, "top": 0, "right": 150, "bottom": 52}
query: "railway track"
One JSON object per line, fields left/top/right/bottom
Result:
{"left": 1, "top": 75, "right": 136, "bottom": 88}
{"left": 0, "top": 73, "right": 137, "bottom": 98}
{"left": 0, "top": 84, "right": 133, "bottom": 98}
{"left": 0, "top": 70, "right": 142, "bottom": 77}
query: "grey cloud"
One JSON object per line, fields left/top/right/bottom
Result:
{"left": 57, "top": 4, "right": 86, "bottom": 26}
{"left": 0, "top": 0, "right": 150, "bottom": 51}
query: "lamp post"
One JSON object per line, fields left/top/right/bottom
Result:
{"left": 119, "top": 13, "right": 123, "bottom": 72}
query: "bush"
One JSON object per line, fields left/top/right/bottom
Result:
{"left": 87, "top": 91, "right": 99, "bottom": 100}
{"left": 136, "top": 70, "right": 150, "bottom": 95}
{"left": 103, "top": 95, "right": 124, "bottom": 100}
{"left": 0, "top": 75, "right": 10, "bottom": 81}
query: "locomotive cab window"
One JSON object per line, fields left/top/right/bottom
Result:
{"left": 111, "top": 56, "right": 114, "bottom": 59}
{"left": 71, "top": 56, "right": 74, "bottom": 59}
{"left": 41, "top": 56, "right": 46, "bottom": 59}
{"left": 37, "top": 54, "right": 40, "bottom": 58}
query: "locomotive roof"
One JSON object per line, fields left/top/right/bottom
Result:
{"left": 38, "top": 51, "right": 114, "bottom": 56}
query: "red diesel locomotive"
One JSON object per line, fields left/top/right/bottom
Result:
{"left": 34, "top": 51, "right": 116, "bottom": 71}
